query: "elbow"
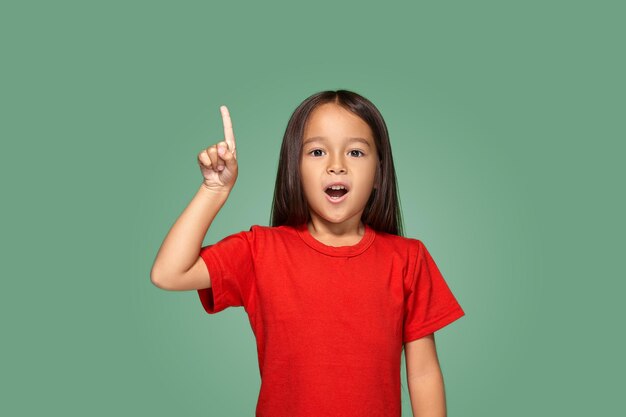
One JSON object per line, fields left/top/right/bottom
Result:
{"left": 151, "top": 276, "right": 165, "bottom": 290}
{"left": 150, "top": 267, "right": 171, "bottom": 290}
{"left": 151, "top": 266, "right": 189, "bottom": 291}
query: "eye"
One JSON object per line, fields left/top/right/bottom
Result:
{"left": 349, "top": 150, "right": 364, "bottom": 157}
{"left": 309, "top": 149, "right": 325, "bottom": 157}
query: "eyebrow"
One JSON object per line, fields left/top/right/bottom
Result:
{"left": 302, "top": 136, "right": 372, "bottom": 147}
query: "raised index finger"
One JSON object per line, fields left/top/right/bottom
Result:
{"left": 220, "top": 105, "right": 236, "bottom": 157}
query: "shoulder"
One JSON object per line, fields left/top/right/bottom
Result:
{"left": 369, "top": 229, "right": 427, "bottom": 286}
{"left": 371, "top": 227, "right": 424, "bottom": 255}
{"left": 370, "top": 228, "right": 435, "bottom": 270}
{"left": 243, "top": 224, "right": 302, "bottom": 246}
{"left": 248, "top": 224, "right": 299, "bottom": 236}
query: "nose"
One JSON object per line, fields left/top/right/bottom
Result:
{"left": 326, "top": 154, "right": 347, "bottom": 175}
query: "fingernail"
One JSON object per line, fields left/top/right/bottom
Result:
{"left": 218, "top": 146, "right": 225, "bottom": 155}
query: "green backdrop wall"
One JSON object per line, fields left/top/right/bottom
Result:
{"left": 2, "top": 0, "right": 624, "bottom": 415}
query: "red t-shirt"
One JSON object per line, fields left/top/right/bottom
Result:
{"left": 197, "top": 223, "right": 465, "bottom": 417}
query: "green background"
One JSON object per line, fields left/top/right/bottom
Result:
{"left": 2, "top": 0, "right": 624, "bottom": 415}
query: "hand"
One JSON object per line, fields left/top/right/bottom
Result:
{"left": 197, "top": 105, "right": 238, "bottom": 193}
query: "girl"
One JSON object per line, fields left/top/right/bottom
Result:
{"left": 151, "top": 90, "right": 465, "bottom": 417}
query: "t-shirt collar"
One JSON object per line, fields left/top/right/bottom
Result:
{"left": 295, "top": 222, "right": 376, "bottom": 257}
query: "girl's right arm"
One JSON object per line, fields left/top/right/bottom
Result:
{"left": 150, "top": 105, "right": 238, "bottom": 291}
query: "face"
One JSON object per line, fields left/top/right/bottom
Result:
{"left": 300, "top": 103, "right": 379, "bottom": 228}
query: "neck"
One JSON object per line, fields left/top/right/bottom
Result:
{"left": 307, "top": 216, "right": 365, "bottom": 239}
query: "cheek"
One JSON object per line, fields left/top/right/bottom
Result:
{"left": 299, "top": 169, "right": 316, "bottom": 195}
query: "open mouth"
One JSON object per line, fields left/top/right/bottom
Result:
{"left": 325, "top": 185, "right": 349, "bottom": 200}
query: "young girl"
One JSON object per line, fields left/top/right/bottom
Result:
{"left": 151, "top": 90, "right": 465, "bottom": 417}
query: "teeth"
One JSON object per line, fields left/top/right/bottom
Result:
{"left": 328, "top": 185, "right": 346, "bottom": 190}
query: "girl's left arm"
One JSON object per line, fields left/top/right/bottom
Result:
{"left": 404, "top": 333, "right": 447, "bottom": 417}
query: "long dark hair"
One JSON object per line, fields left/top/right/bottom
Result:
{"left": 270, "top": 89, "right": 404, "bottom": 236}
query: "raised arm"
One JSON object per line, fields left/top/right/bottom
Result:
{"left": 150, "top": 105, "right": 239, "bottom": 291}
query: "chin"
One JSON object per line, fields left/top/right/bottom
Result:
{"left": 320, "top": 212, "right": 360, "bottom": 225}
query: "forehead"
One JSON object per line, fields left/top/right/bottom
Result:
{"left": 303, "top": 103, "right": 373, "bottom": 142}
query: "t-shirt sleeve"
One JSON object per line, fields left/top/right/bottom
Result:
{"left": 196, "top": 227, "right": 257, "bottom": 314}
{"left": 403, "top": 240, "right": 465, "bottom": 343}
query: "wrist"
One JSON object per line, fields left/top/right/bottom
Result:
{"left": 200, "top": 182, "right": 232, "bottom": 197}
